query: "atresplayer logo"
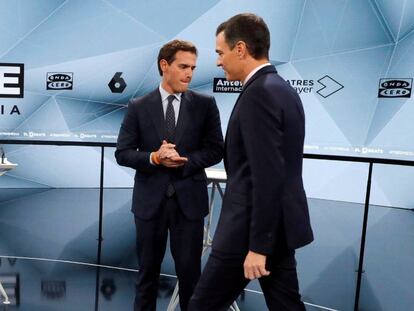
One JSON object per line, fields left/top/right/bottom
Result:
{"left": 287, "top": 76, "right": 344, "bottom": 98}
{"left": 378, "top": 78, "right": 412, "bottom": 98}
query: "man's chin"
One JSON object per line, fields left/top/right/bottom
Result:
{"left": 224, "top": 73, "right": 236, "bottom": 81}
{"left": 179, "top": 83, "right": 190, "bottom": 92}
{"left": 172, "top": 86, "right": 189, "bottom": 93}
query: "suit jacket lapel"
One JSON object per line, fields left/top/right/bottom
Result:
{"left": 223, "top": 65, "right": 277, "bottom": 167}
{"left": 174, "top": 91, "right": 191, "bottom": 146}
{"left": 146, "top": 89, "right": 165, "bottom": 142}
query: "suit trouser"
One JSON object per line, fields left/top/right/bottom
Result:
{"left": 188, "top": 248, "right": 306, "bottom": 311}
{"left": 134, "top": 195, "right": 204, "bottom": 311}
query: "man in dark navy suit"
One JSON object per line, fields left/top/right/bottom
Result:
{"left": 188, "top": 14, "right": 313, "bottom": 311}
{"left": 115, "top": 40, "right": 223, "bottom": 311}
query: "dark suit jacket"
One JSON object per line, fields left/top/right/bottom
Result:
{"left": 212, "top": 66, "right": 313, "bottom": 255}
{"left": 115, "top": 89, "right": 223, "bottom": 221}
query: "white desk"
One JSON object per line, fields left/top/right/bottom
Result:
{"left": 205, "top": 168, "right": 227, "bottom": 182}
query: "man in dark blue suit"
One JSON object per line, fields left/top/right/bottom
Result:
{"left": 115, "top": 40, "right": 223, "bottom": 311}
{"left": 188, "top": 14, "right": 313, "bottom": 310}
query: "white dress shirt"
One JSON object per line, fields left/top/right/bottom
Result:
{"left": 159, "top": 84, "right": 181, "bottom": 125}
{"left": 243, "top": 62, "right": 272, "bottom": 85}
{"left": 149, "top": 85, "right": 182, "bottom": 164}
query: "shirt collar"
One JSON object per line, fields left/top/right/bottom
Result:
{"left": 159, "top": 84, "right": 182, "bottom": 102}
{"left": 243, "top": 63, "right": 272, "bottom": 85}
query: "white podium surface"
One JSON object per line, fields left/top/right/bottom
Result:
{"left": 205, "top": 167, "right": 227, "bottom": 182}
{"left": 0, "top": 159, "right": 18, "bottom": 176}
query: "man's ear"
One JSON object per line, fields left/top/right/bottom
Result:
{"left": 159, "top": 59, "right": 168, "bottom": 73}
{"left": 236, "top": 41, "right": 247, "bottom": 58}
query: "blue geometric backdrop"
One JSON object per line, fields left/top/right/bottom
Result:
{"left": 1, "top": 2, "right": 414, "bottom": 310}
{"left": 1, "top": 0, "right": 414, "bottom": 209}
{"left": 0, "top": 0, "right": 413, "bottom": 159}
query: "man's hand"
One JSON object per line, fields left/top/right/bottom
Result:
{"left": 161, "top": 156, "right": 188, "bottom": 167}
{"left": 155, "top": 140, "right": 188, "bottom": 168}
{"left": 243, "top": 250, "right": 270, "bottom": 280}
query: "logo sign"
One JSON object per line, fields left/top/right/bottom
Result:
{"left": 0, "top": 63, "right": 24, "bottom": 98}
{"left": 378, "top": 78, "right": 412, "bottom": 98}
{"left": 46, "top": 72, "right": 73, "bottom": 90}
{"left": 287, "top": 76, "right": 343, "bottom": 98}
{"left": 287, "top": 79, "right": 314, "bottom": 95}
{"left": 316, "top": 75, "right": 344, "bottom": 98}
{"left": 108, "top": 72, "right": 127, "bottom": 93}
{"left": 213, "top": 78, "right": 243, "bottom": 93}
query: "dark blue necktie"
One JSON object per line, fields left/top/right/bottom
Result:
{"left": 165, "top": 95, "right": 176, "bottom": 143}
{"left": 165, "top": 95, "right": 176, "bottom": 197}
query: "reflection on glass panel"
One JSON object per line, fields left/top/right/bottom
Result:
{"left": 0, "top": 145, "right": 101, "bottom": 188}
{"left": 0, "top": 189, "right": 99, "bottom": 262}
{"left": 101, "top": 189, "right": 137, "bottom": 270}
{"left": 0, "top": 273, "right": 19, "bottom": 306}
{"left": 360, "top": 205, "right": 414, "bottom": 311}
{"left": 297, "top": 198, "right": 364, "bottom": 311}
{"left": 0, "top": 258, "right": 96, "bottom": 311}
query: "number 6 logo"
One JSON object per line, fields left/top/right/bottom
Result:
{"left": 108, "top": 72, "right": 127, "bottom": 93}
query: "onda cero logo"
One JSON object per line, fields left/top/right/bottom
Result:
{"left": 46, "top": 72, "right": 73, "bottom": 90}
{"left": 378, "top": 78, "right": 412, "bottom": 98}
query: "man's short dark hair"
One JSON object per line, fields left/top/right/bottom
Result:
{"left": 157, "top": 39, "right": 198, "bottom": 76}
{"left": 216, "top": 13, "right": 270, "bottom": 60}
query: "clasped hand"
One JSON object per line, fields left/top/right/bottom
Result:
{"left": 156, "top": 140, "right": 188, "bottom": 168}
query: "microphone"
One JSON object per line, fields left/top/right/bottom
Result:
{"left": 0, "top": 282, "right": 10, "bottom": 305}
{"left": 0, "top": 146, "right": 5, "bottom": 164}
